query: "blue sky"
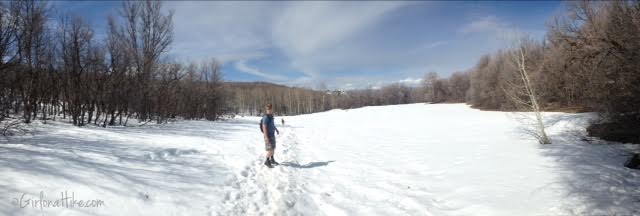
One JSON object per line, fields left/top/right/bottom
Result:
{"left": 51, "top": 1, "right": 564, "bottom": 90}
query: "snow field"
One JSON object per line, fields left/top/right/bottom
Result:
{"left": 1, "top": 103, "right": 639, "bottom": 215}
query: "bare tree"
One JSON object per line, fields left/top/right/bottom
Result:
{"left": 447, "top": 72, "right": 470, "bottom": 102}
{"left": 0, "top": 1, "right": 19, "bottom": 122}
{"left": 13, "top": 0, "right": 50, "bottom": 123}
{"left": 59, "top": 15, "right": 94, "bottom": 125}
{"left": 422, "top": 71, "right": 438, "bottom": 102}
{"left": 120, "top": 0, "right": 174, "bottom": 121}
{"left": 504, "top": 36, "right": 551, "bottom": 144}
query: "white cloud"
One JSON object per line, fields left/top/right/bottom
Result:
{"left": 234, "top": 60, "right": 287, "bottom": 81}
{"left": 457, "top": 15, "right": 546, "bottom": 43}
{"left": 167, "top": 1, "right": 279, "bottom": 63}
{"left": 271, "top": 1, "right": 410, "bottom": 77}
{"left": 458, "top": 15, "right": 508, "bottom": 34}
{"left": 272, "top": 2, "right": 406, "bottom": 56}
{"left": 293, "top": 75, "right": 425, "bottom": 91}
{"left": 421, "top": 41, "right": 448, "bottom": 50}
{"left": 398, "top": 78, "right": 423, "bottom": 86}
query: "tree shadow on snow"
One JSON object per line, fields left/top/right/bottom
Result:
{"left": 280, "top": 160, "right": 335, "bottom": 169}
{"left": 535, "top": 114, "right": 640, "bottom": 215}
{"left": 0, "top": 119, "right": 260, "bottom": 215}
{"left": 508, "top": 112, "right": 590, "bottom": 142}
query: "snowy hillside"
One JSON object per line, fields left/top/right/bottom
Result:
{"left": 1, "top": 103, "right": 639, "bottom": 215}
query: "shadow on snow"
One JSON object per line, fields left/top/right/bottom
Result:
{"left": 533, "top": 114, "right": 640, "bottom": 215}
{"left": 0, "top": 118, "right": 260, "bottom": 215}
{"left": 280, "top": 160, "right": 336, "bottom": 169}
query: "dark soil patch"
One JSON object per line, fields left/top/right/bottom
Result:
{"left": 587, "top": 122, "right": 640, "bottom": 144}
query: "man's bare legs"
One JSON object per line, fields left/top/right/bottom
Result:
{"left": 266, "top": 148, "right": 278, "bottom": 165}
{"left": 266, "top": 150, "right": 274, "bottom": 158}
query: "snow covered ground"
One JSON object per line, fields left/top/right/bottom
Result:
{"left": 1, "top": 103, "right": 639, "bottom": 215}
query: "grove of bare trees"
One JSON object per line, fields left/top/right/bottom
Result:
{"left": 0, "top": 0, "right": 228, "bottom": 132}
{"left": 423, "top": 1, "right": 640, "bottom": 143}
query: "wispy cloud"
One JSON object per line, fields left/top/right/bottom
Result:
{"left": 271, "top": 1, "right": 410, "bottom": 77}
{"left": 234, "top": 60, "right": 287, "bottom": 81}
{"left": 166, "top": 1, "right": 278, "bottom": 63}
{"left": 421, "top": 41, "right": 449, "bottom": 50}
{"left": 291, "top": 75, "right": 424, "bottom": 91}
{"left": 457, "top": 15, "right": 546, "bottom": 42}
{"left": 398, "top": 78, "right": 423, "bottom": 86}
{"left": 458, "top": 15, "right": 509, "bottom": 34}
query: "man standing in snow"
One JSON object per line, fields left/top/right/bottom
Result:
{"left": 261, "top": 103, "right": 280, "bottom": 168}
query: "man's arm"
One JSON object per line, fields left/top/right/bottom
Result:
{"left": 262, "top": 123, "right": 270, "bottom": 143}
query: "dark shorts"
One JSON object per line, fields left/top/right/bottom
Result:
{"left": 265, "top": 137, "right": 276, "bottom": 151}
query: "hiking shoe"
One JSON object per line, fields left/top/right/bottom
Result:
{"left": 264, "top": 158, "right": 273, "bottom": 168}
{"left": 270, "top": 157, "right": 279, "bottom": 165}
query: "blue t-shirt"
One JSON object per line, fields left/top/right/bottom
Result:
{"left": 261, "top": 114, "right": 277, "bottom": 138}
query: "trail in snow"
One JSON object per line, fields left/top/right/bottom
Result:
{"left": 216, "top": 128, "right": 317, "bottom": 215}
